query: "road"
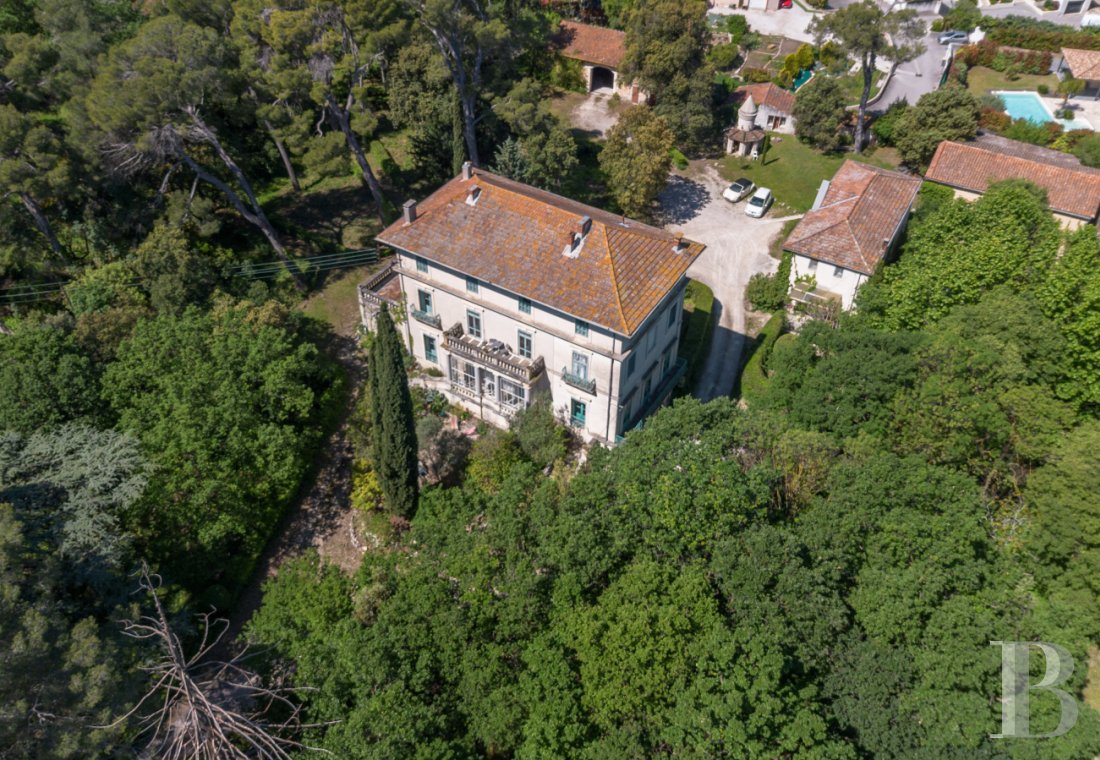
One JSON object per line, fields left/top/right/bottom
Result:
{"left": 658, "top": 166, "right": 798, "bottom": 402}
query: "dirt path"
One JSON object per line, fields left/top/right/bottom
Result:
{"left": 218, "top": 334, "right": 367, "bottom": 650}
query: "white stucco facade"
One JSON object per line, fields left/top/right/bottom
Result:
{"left": 788, "top": 253, "right": 868, "bottom": 311}
{"left": 391, "top": 251, "right": 686, "bottom": 445}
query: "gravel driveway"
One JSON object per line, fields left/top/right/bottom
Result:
{"left": 659, "top": 165, "right": 799, "bottom": 401}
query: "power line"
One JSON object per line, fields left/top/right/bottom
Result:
{"left": 0, "top": 248, "right": 381, "bottom": 306}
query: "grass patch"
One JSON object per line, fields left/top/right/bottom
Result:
{"left": 680, "top": 279, "right": 715, "bottom": 391}
{"left": 300, "top": 264, "right": 378, "bottom": 335}
{"left": 737, "top": 310, "right": 785, "bottom": 402}
{"left": 717, "top": 135, "right": 900, "bottom": 213}
{"left": 966, "top": 65, "right": 1057, "bottom": 95}
{"left": 835, "top": 70, "right": 884, "bottom": 106}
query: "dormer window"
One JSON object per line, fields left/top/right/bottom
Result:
{"left": 466, "top": 185, "right": 482, "bottom": 206}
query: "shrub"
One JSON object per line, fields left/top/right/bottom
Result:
{"left": 1002, "top": 116, "right": 1061, "bottom": 146}
{"left": 1072, "top": 132, "right": 1100, "bottom": 167}
{"left": 871, "top": 100, "right": 909, "bottom": 147}
{"left": 738, "top": 310, "right": 786, "bottom": 402}
{"left": 1037, "top": 83, "right": 1050, "bottom": 95}
{"left": 746, "top": 253, "right": 792, "bottom": 312}
{"left": 979, "top": 108, "right": 1012, "bottom": 132}
{"left": 955, "top": 40, "right": 1051, "bottom": 74}
{"left": 511, "top": 393, "right": 568, "bottom": 468}
{"left": 669, "top": 148, "right": 689, "bottom": 170}
{"left": 550, "top": 56, "right": 586, "bottom": 93}
{"left": 708, "top": 42, "right": 741, "bottom": 71}
{"left": 743, "top": 67, "right": 772, "bottom": 83}
{"left": 931, "top": 19, "right": 944, "bottom": 33}
{"left": 726, "top": 14, "right": 750, "bottom": 43}
{"left": 983, "top": 15, "right": 1100, "bottom": 52}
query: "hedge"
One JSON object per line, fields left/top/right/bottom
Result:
{"left": 954, "top": 40, "right": 1051, "bottom": 74}
{"left": 738, "top": 310, "right": 785, "bottom": 402}
{"left": 983, "top": 16, "right": 1100, "bottom": 53}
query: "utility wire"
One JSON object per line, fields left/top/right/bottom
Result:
{"left": 0, "top": 248, "right": 380, "bottom": 306}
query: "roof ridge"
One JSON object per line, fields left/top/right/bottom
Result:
{"left": 604, "top": 224, "right": 630, "bottom": 334}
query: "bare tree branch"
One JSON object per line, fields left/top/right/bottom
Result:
{"left": 99, "top": 563, "right": 334, "bottom": 759}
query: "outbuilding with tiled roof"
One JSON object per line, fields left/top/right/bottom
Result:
{"left": 785, "top": 160, "right": 921, "bottom": 311}
{"left": 552, "top": 20, "right": 647, "bottom": 103}
{"left": 733, "top": 83, "right": 797, "bottom": 133}
{"left": 1060, "top": 47, "right": 1100, "bottom": 93}
{"left": 924, "top": 134, "right": 1100, "bottom": 226}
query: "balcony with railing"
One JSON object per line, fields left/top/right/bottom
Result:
{"left": 561, "top": 367, "right": 596, "bottom": 395}
{"left": 411, "top": 308, "right": 442, "bottom": 329}
{"left": 443, "top": 323, "right": 545, "bottom": 383}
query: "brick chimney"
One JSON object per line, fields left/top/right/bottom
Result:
{"left": 403, "top": 199, "right": 417, "bottom": 224}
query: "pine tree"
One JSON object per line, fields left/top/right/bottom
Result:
{"left": 369, "top": 305, "right": 419, "bottom": 517}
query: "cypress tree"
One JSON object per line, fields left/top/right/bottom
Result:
{"left": 369, "top": 305, "right": 419, "bottom": 517}
{"left": 452, "top": 91, "right": 466, "bottom": 176}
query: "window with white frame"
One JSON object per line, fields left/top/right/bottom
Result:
{"left": 517, "top": 330, "right": 533, "bottom": 359}
{"left": 417, "top": 290, "right": 432, "bottom": 313}
{"left": 449, "top": 358, "right": 477, "bottom": 390}
{"left": 833, "top": 266, "right": 844, "bottom": 278}
{"left": 416, "top": 257, "right": 428, "bottom": 273}
{"left": 467, "top": 309, "right": 482, "bottom": 338}
{"left": 626, "top": 353, "right": 637, "bottom": 377}
{"left": 466, "top": 276, "right": 479, "bottom": 294}
{"left": 423, "top": 335, "right": 437, "bottom": 363}
{"left": 575, "top": 319, "right": 589, "bottom": 337}
{"left": 571, "top": 351, "right": 588, "bottom": 380}
{"left": 807, "top": 259, "right": 818, "bottom": 271}
{"left": 518, "top": 297, "right": 532, "bottom": 314}
{"left": 499, "top": 377, "right": 526, "bottom": 408}
{"left": 667, "top": 304, "right": 676, "bottom": 328}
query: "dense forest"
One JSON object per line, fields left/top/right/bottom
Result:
{"left": 4, "top": 0, "right": 1100, "bottom": 757}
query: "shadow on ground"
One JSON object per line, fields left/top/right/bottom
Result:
{"left": 657, "top": 175, "right": 711, "bottom": 226}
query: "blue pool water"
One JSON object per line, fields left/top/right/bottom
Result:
{"left": 998, "top": 91, "right": 1093, "bottom": 131}
{"left": 792, "top": 69, "right": 813, "bottom": 91}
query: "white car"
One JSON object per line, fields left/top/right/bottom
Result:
{"left": 745, "top": 187, "right": 774, "bottom": 218}
{"left": 722, "top": 178, "right": 755, "bottom": 203}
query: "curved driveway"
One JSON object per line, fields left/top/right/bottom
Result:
{"left": 660, "top": 166, "right": 799, "bottom": 402}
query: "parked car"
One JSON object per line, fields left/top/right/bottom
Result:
{"left": 778, "top": 0, "right": 792, "bottom": 7}
{"left": 938, "top": 30, "right": 969, "bottom": 45}
{"left": 722, "top": 178, "right": 755, "bottom": 203}
{"left": 745, "top": 187, "right": 773, "bottom": 218}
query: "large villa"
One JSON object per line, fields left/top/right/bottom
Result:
{"left": 362, "top": 163, "right": 704, "bottom": 444}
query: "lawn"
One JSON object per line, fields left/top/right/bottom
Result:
{"left": 300, "top": 263, "right": 379, "bottom": 335}
{"left": 967, "top": 65, "right": 1057, "bottom": 96}
{"left": 680, "top": 279, "right": 715, "bottom": 391}
{"left": 835, "top": 70, "right": 885, "bottom": 106}
{"left": 717, "top": 135, "right": 901, "bottom": 214}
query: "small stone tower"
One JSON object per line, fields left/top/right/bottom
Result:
{"left": 738, "top": 94, "right": 758, "bottom": 132}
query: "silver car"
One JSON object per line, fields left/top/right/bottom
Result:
{"left": 938, "top": 30, "right": 969, "bottom": 45}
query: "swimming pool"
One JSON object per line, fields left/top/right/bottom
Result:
{"left": 997, "top": 91, "right": 1093, "bottom": 131}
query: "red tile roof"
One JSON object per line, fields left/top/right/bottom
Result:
{"left": 376, "top": 169, "right": 703, "bottom": 336}
{"left": 925, "top": 135, "right": 1100, "bottom": 220}
{"left": 785, "top": 160, "right": 921, "bottom": 275}
{"left": 735, "top": 82, "right": 796, "bottom": 115}
{"left": 553, "top": 20, "right": 627, "bottom": 69}
{"left": 1062, "top": 47, "right": 1100, "bottom": 80}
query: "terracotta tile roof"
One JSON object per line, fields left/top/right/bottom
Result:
{"left": 925, "top": 135, "right": 1100, "bottom": 220}
{"left": 1062, "top": 47, "right": 1100, "bottom": 80}
{"left": 553, "top": 20, "right": 627, "bottom": 69}
{"left": 735, "top": 83, "right": 796, "bottom": 115}
{"left": 376, "top": 169, "right": 703, "bottom": 336}
{"left": 785, "top": 160, "right": 921, "bottom": 275}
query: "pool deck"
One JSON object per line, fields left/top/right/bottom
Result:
{"left": 997, "top": 90, "right": 1094, "bottom": 131}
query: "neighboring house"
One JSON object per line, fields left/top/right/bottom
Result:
{"left": 734, "top": 83, "right": 796, "bottom": 133}
{"left": 553, "top": 20, "right": 648, "bottom": 104}
{"left": 786, "top": 160, "right": 921, "bottom": 311}
{"left": 724, "top": 95, "right": 766, "bottom": 158}
{"left": 1059, "top": 47, "right": 1100, "bottom": 97}
{"left": 925, "top": 134, "right": 1100, "bottom": 228}
{"left": 373, "top": 163, "right": 703, "bottom": 445}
